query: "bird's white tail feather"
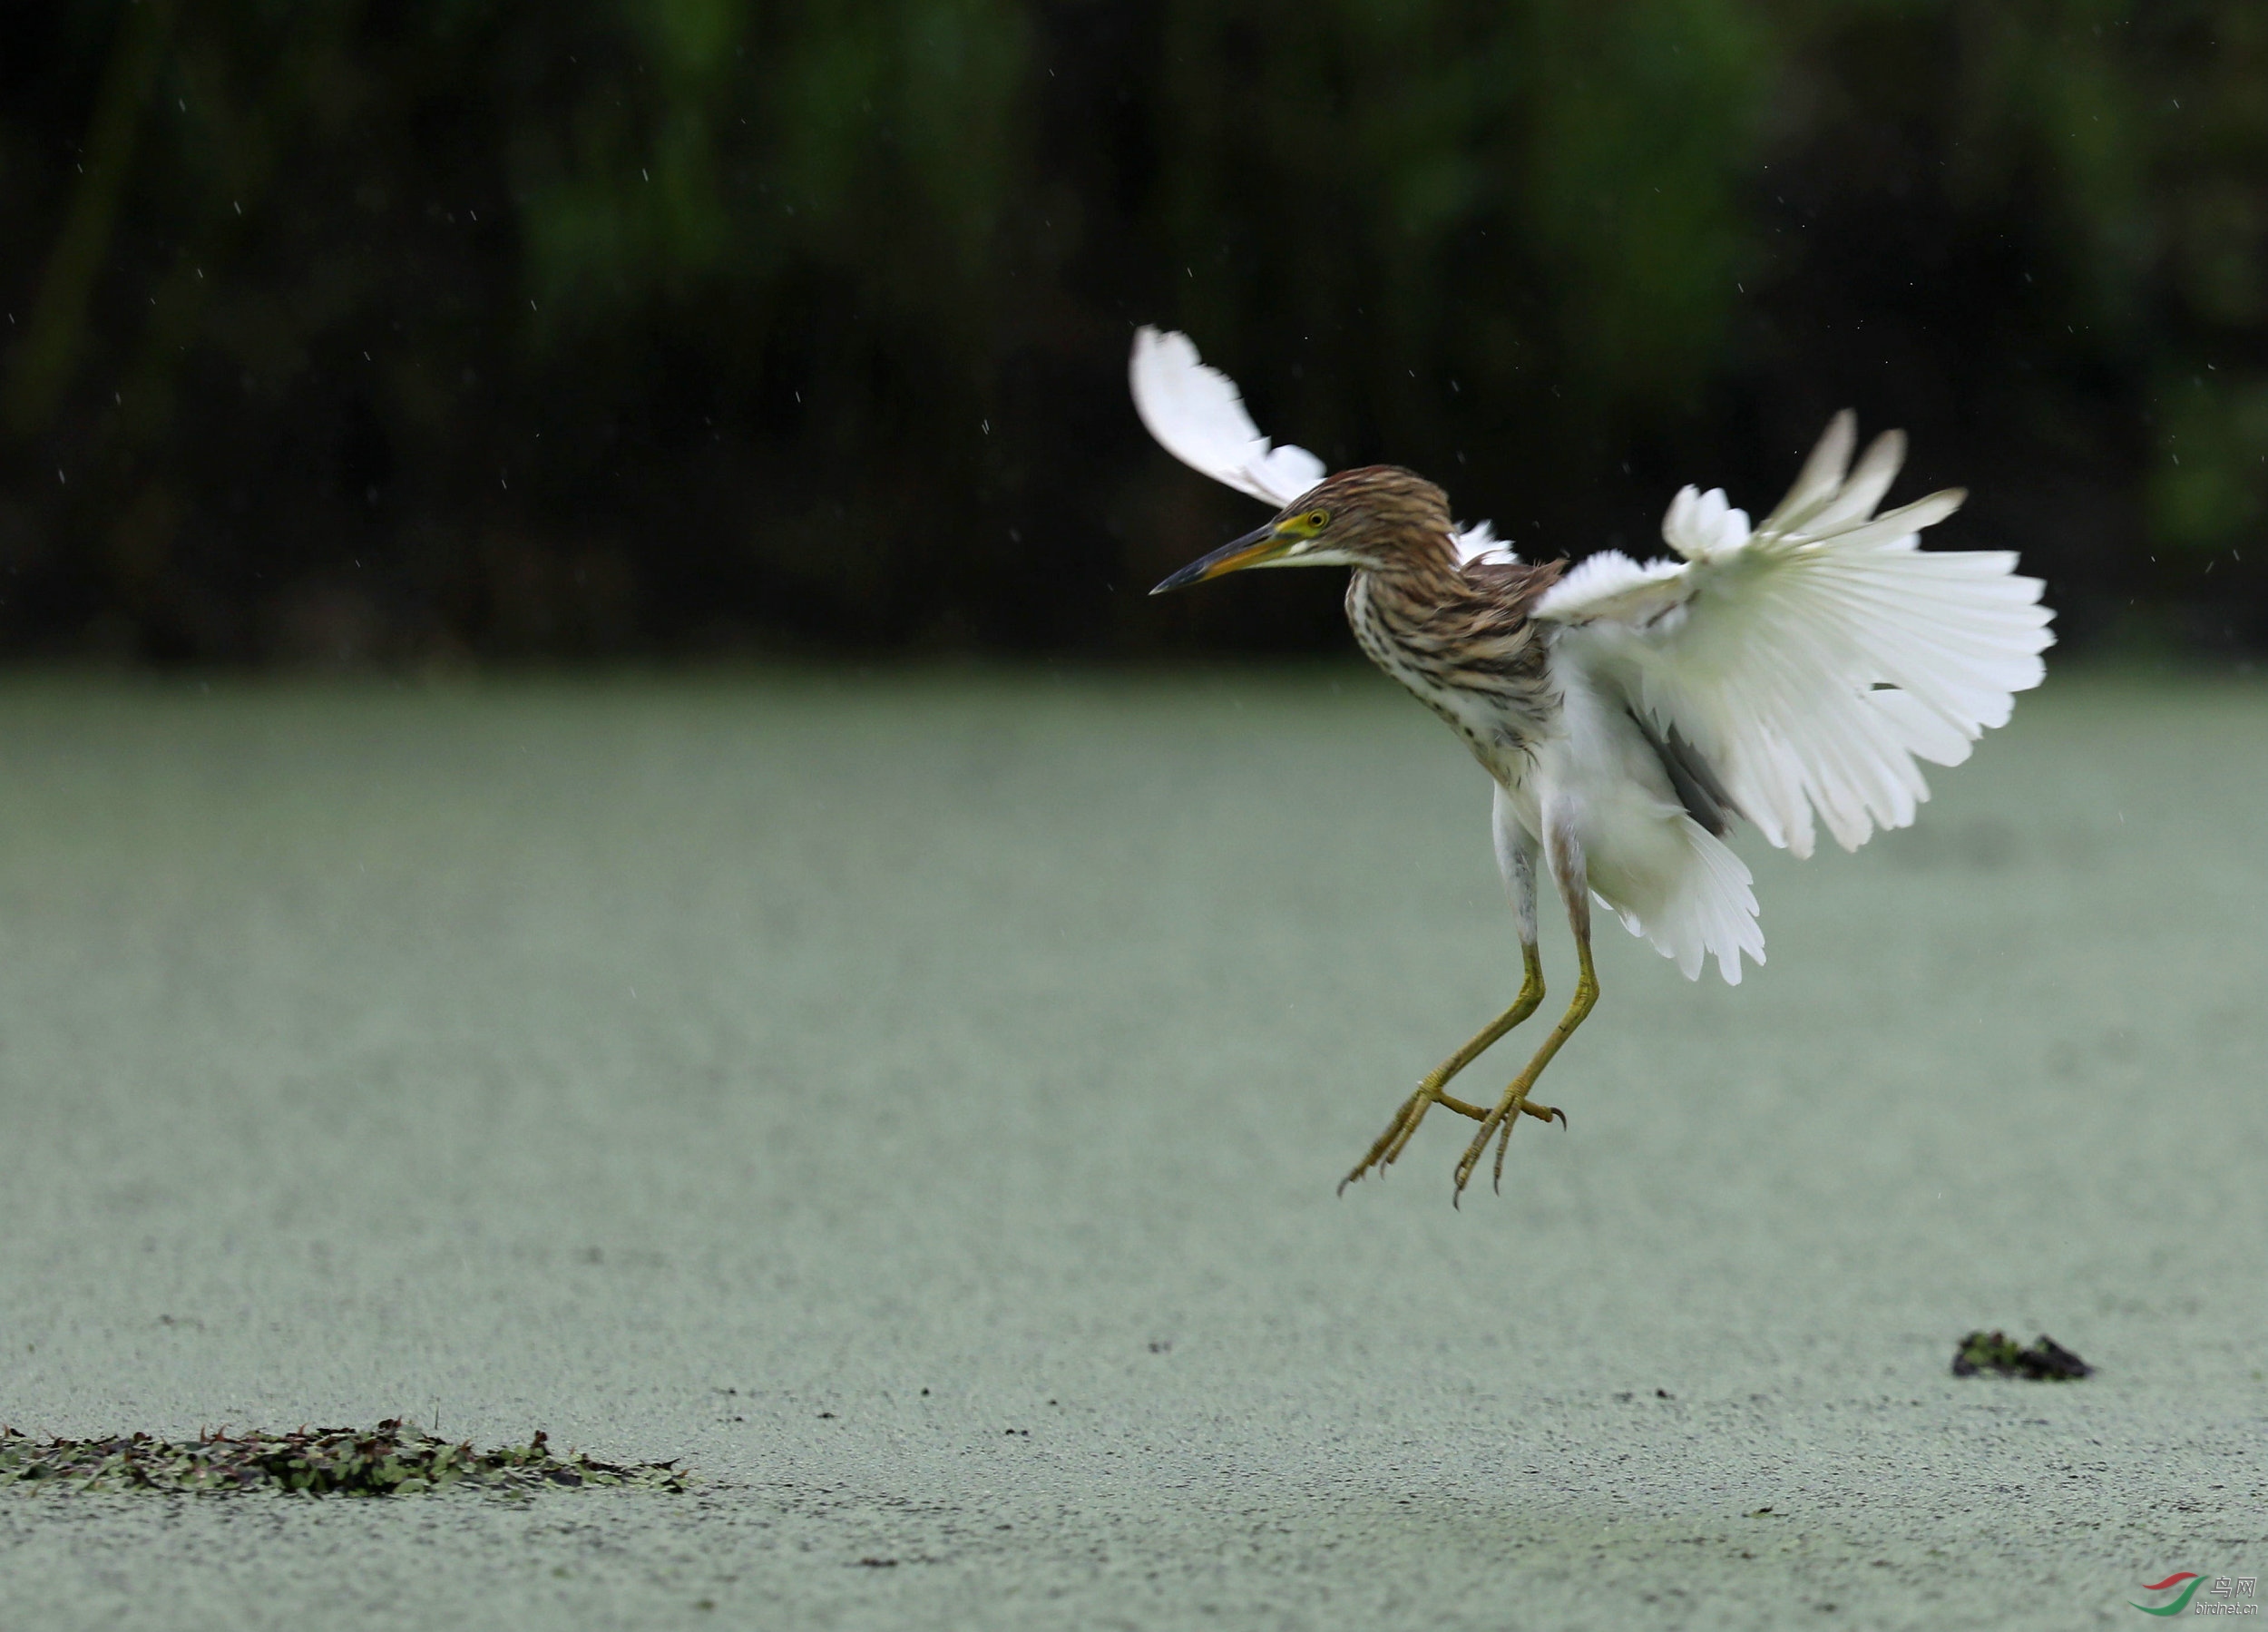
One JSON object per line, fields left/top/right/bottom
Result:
{"left": 1604, "top": 817, "right": 1765, "bottom": 985}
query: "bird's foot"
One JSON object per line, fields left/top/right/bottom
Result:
{"left": 1451, "top": 1094, "right": 1566, "bottom": 1205}
{"left": 1338, "top": 1085, "right": 1487, "bottom": 1193}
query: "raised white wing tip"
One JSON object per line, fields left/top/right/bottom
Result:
{"left": 1665, "top": 414, "right": 1965, "bottom": 561}
{"left": 1662, "top": 486, "right": 1753, "bottom": 561}
{"left": 1129, "top": 327, "right": 1325, "bottom": 509}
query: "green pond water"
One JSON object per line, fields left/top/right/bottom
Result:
{"left": 0, "top": 668, "right": 2261, "bottom": 1629}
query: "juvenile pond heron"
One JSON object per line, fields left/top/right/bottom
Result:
{"left": 1134, "top": 327, "right": 2054, "bottom": 1203}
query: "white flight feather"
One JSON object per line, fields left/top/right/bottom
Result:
{"left": 1129, "top": 327, "right": 1515, "bottom": 563}
{"left": 1539, "top": 413, "right": 2056, "bottom": 876}
{"left": 1129, "top": 327, "right": 1325, "bottom": 508}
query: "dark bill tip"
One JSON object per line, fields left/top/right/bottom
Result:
{"left": 1149, "top": 522, "right": 1282, "bottom": 595}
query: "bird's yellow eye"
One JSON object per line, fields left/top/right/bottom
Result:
{"left": 1304, "top": 511, "right": 1329, "bottom": 531}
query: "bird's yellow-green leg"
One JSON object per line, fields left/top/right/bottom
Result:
{"left": 1338, "top": 940, "right": 1550, "bottom": 1192}
{"left": 1454, "top": 926, "right": 1592, "bottom": 1204}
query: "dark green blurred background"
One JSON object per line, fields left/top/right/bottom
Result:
{"left": 2, "top": 0, "right": 2262, "bottom": 666}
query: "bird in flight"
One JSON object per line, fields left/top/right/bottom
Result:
{"left": 1133, "top": 327, "right": 2054, "bottom": 1202}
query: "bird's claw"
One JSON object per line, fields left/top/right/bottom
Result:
{"left": 1339, "top": 1083, "right": 1486, "bottom": 1193}
{"left": 1452, "top": 1096, "right": 1564, "bottom": 1202}
{"left": 1493, "top": 1103, "right": 1565, "bottom": 1191}
{"left": 1340, "top": 1087, "right": 1430, "bottom": 1194}
{"left": 1346, "top": 1080, "right": 1560, "bottom": 1202}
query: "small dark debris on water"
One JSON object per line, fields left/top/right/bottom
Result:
{"left": 1951, "top": 1330, "right": 2093, "bottom": 1381}
{"left": 0, "top": 1420, "right": 691, "bottom": 1495}
{"left": 856, "top": 1557, "right": 899, "bottom": 1568}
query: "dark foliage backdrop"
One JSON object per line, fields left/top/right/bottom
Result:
{"left": 2, "top": 0, "right": 2263, "bottom": 665}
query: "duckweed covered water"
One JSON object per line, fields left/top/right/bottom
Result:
{"left": 0, "top": 1421, "right": 689, "bottom": 1495}
{"left": 0, "top": 669, "right": 2261, "bottom": 1631}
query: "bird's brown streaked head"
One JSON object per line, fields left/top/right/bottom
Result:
{"left": 1149, "top": 466, "right": 1455, "bottom": 594}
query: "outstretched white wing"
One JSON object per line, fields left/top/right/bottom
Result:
{"left": 1129, "top": 327, "right": 1325, "bottom": 507}
{"left": 1536, "top": 413, "right": 2055, "bottom": 859}
{"left": 1129, "top": 327, "right": 1510, "bottom": 563}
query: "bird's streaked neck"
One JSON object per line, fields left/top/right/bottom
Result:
{"left": 1351, "top": 529, "right": 1464, "bottom": 594}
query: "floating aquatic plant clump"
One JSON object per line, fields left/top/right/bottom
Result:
{"left": 1950, "top": 1331, "right": 2094, "bottom": 1381}
{"left": 0, "top": 1420, "right": 691, "bottom": 1495}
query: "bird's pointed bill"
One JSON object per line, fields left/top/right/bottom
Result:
{"left": 1149, "top": 521, "right": 1290, "bottom": 594}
